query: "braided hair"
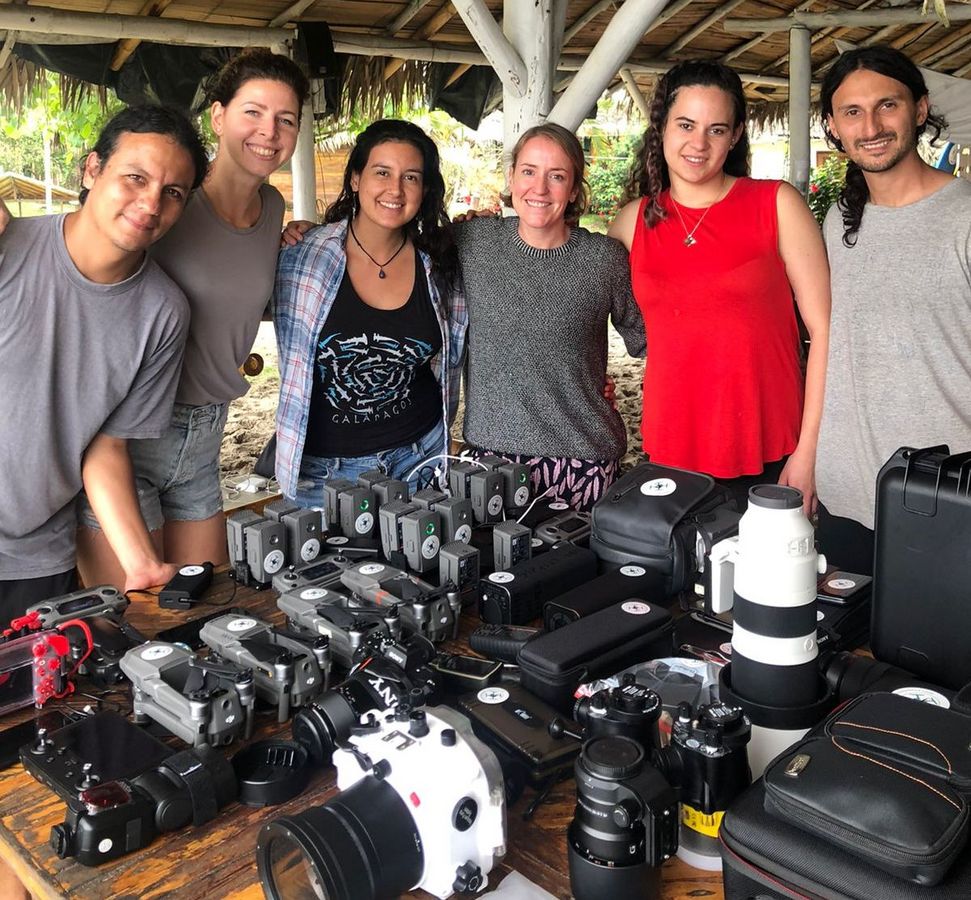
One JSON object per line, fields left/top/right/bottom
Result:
{"left": 821, "top": 46, "right": 948, "bottom": 248}
{"left": 623, "top": 60, "right": 750, "bottom": 228}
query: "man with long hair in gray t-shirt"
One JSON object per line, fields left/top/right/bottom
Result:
{"left": 815, "top": 46, "right": 971, "bottom": 574}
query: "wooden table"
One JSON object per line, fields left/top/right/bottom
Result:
{"left": 0, "top": 572, "right": 724, "bottom": 900}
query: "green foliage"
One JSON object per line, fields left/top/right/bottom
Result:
{"left": 586, "top": 134, "right": 637, "bottom": 218}
{"left": 807, "top": 155, "right": 848, "bottom": 227}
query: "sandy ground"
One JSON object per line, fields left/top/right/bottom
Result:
{"left": 221, "top": 322, "right": 647, "bottom": 481}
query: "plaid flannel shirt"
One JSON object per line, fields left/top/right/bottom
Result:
{"left": 272, "top": 219, "right": 467, "bottom": 498}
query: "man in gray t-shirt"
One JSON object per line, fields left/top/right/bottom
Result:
{"left": 815, "top": 47, "right": 971, "bottom": 574}
{"left": 0, "top": 105, "right": 207, "bottom": 623}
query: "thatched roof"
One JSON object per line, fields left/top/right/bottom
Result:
{"left": 3, "top": 1, "right": 971, "bottom": 126}
{"left": 0, "top": 171, "right": 78, "bottom": 202}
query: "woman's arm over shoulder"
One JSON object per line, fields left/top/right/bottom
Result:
{"left": 775, "top": 181, "right": 831, "bottom": 515}
{"left": 607, "top": 198, "right": 641, "bottom": 251}
{"left": 594, "top": 232, "right": 646, "bottom": 359}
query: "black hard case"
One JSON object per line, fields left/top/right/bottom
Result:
{"left": 589, "top": 462, "right": 735, "bottom": 594}
{"left": 516, "top": 599, "right": 674, "bottom": 713}
{"left": 873, "top": 446, "right": 971, "bottom": 689}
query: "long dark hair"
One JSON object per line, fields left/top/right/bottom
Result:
{"left": 624, "top": 60, "right": 750, "bottom": 228}
{"left": 325, "top": 119, "right": 460, "bottom": 296}
{"left": 821, "top": 46, "right": 948, "bottom": 248}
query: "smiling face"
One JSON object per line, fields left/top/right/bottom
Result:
{"left": 350, "top": 140, "right": 426, "bottom": 232}
{"left": 210, "top": 77, "right": 300, "bottom": 179}
{"left": 826, "top": 68, "right": 927, "bottom": 174}
{"left": 79, "top": 131, "right": 194, "bottom": 255}
{"left": 661, "top": 84, "right": 743, "bottom": 191}
{"left": 508, "top": 135, "right": 579, "bottom": 236}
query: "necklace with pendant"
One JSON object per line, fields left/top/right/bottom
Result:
{"left": 348, "top": 219, "right": 407, "bottom": 278}
{"left": 670, "top": 198, "right": 715, "bottom": 247}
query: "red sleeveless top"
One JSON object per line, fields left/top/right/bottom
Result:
{"left": 629, "top": 177, "right": 803, "bottom": 478}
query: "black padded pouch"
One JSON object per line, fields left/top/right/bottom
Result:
{"left": 516, "top": 599, "right": 674, "bottom": 713}
{"left": 764, "top": 693, "right": 971, "bottom": 885}
{"left": 823, "top": 693, "right": 971, "bottom": 792}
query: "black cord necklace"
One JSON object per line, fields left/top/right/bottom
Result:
{"left": 348, "top": 219, "right": 407, "bottom": 279}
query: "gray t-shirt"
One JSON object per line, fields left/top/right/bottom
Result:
{"left": 456, "top": 217, "right": 646, "bottom": 459}
{"left": 150, "top": 183, "right": 285, "bottom": 406}
{"left": 817, "top": 177, "right": 971, "bottom": 529}
{"left": 0, "top": 214, "right": 189, "bottom": 579}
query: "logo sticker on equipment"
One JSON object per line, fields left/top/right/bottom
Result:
{"left": 359, "top": 563, "right": 385, "bottom": 576}
{"left": 179, "top": 565, "right": 205, "bottom": 577}
{"left": 227, "top": 618, "right": 258, "bottom": 632}
{"left": 141, "top": 645, "right": 174, "bottom": 661}
{"left": 826, "top": 578, "right": 856, "bottom": 590}
{"left": 640, "top": 478, "right": 677, "bottom": 497}
{"left": 514, "top": 486, "right": 530, "bottom": 507}
{"left": 300, "top": 588, "right": 329, "bottom": 601}
{"left": 421, "top": 536, "right": 440, "bottom": 559}
{"left": 355, "top": 513, "right": 374, "bottom": 534}
{"left": 455, "top": 524, "right": 472, "bottom": 544}
{"left": 300, "top": 539, "right": 321, "bottom": 562}
{"left": 531, "top": 538, "right": 543, "bottom": 549}
{"left": 549, "top": 502, "right": 569, "bottom": 511}
{"left": 621, "top": 601, "right": 652, "bottom": 615}
{"left": 488, "top": 572, "right": 514, "bottom": 584}
{"left": 327, "top": 536, "right": 349, "bottom": 545}
{"left": 487, "top": 495, "right": 503, "bottom": 516}
{"left": 719, "top": 642, "right": 733, "bottom": 657}
{"left": 893, "top": 687, "right": 950, "bottom": 708}
{"left": 620, "top": 565, "right": 646, "bottom": 577}
{"left": 264, "top": 550, "right": 285, "bottom": 574}
{"left": 477, "top": 687, "right": 509, "bottom": 705}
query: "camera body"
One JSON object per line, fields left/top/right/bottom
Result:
{"left": 574, "top": 674, "right": 663, "bottom": 752}
{"left": 51, "top": 745, "right": 236, "bottom": 866}
{"left": 291, "top": 631, "right": 439, "bottom": 765}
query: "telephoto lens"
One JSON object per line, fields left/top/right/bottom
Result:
{"left": 820, "top": 651, "right": 955, "bottom": 707}
{"left": 654, "top": 701, "right": 751, "bottom": 870}
{"left": 568, "top": 735, "right": 679, "bottom": 900}
{"left": 257, "top": 705, "right": 506, "bottom": 900}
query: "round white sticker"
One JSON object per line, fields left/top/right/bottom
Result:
{"left": 487, "top": 495, "right": 503, "bottom": 516}
{"left": 179, "top": 565, "right": 205, "bottom": 577}
{"left": 355, "top": 512, "right": 374, "bottom": 534}
{"left": 514, "top": 486, "right": 530, "bottom": 507}
{"left": 359, "top": 563, "right": 385, "bottom": 576}
{"left": 421, "top": 535, "right": 440, "bottom": 559}
{"left": 620, "top": 565, "right": 646, "bottom": 577}
{"left": 264, "top": 550, "right": 285, "bottom": 574}
{"left": 719, "top": 642, "right": 733, "bottom": 657}
{"left": 300, "top": 588, "right": 329, "bottom": 601}
{"left": 488, "top": 571, "right": 515, "bottom": 584}
{"left": 477, "top": 686, "right": 509, "bottom": 705}
{"left": 141, "top": 645, "right": 174, "bottom": 661}
{"left": 98, "top": 838, "right": 114, "bottom": 854}
{"left": 817, "top": 610, "right": 825, "bottom": 622}
{"left": 227, "top": 617, "right": 257, "bottom": 632}
{"left": 300, "top": 539, "right": 321, "bottom": 562}
{"left": 640, "top": 478, "right": 677, "bottom": 497}
{"left": 893, "top": 687, "right": 950, "bottom": 708}
{"left": 549, "top": 502, "right": 569, "bottom": 511}
{"left": 455, "top": 524, "right": 472, "bottom": 544}
{"left": 327, "top": 536, "right": 348, "bottom": 545}
{"left": 531, "top": 538, "right": 543, "bottom": 549}
{"left": 826, "top": 578, "right": 857, "bottom": 590}
{"left": 621, "top": 600, "right": 652, "bottom": 615}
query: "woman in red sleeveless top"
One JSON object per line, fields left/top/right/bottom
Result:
{"left": 609, "top": 61, "right": 830, "bottom": 513}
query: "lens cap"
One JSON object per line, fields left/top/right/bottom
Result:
{"left": 748, "top": 484, "right": 802, "bottom": 510}
{"left": 582, "top": 735, "right": 644, "bottom": 779}
{"left": 232, "top": 739, "right": 311, "bottom": 807}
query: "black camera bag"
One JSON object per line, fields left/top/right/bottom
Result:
{"left": 516, "top": 599, "right": 674, "bottom": 713}
{"left": 589, "top": 462, "right": 735, "bottom": 595}
{"left": 720, "top": 691, "right": 971, "bottom": 897}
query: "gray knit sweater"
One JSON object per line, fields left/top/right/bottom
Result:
{"left": 456, "top": 216, "right": 646, "bottom": 460}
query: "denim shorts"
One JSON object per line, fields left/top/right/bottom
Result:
{"left": 291, "top": 419, "right": 446, "bottom": 507}
{"left": 78, "top": 401, "right": 229, "bottom": 531}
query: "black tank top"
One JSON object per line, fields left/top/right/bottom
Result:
{"left": 303, "top": 255, "right": 443, "bottom": 457}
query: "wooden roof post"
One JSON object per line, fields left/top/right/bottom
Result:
{"left": 788, "top": 25, "right": 812, "bottom": 195}
{"left": 548, "top": 0, "right": 667, "bottom": 132}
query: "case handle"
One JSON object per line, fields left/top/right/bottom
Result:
{"left": 902, "top": 445, "right": 950, "bottom": 516}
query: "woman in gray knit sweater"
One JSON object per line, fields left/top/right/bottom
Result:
{"left": 456, "top": 123, "right": 645, "bottom": 511}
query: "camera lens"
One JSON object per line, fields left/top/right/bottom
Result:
{"left": 257, "top": 776, "right": 423, "bottom": 900}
